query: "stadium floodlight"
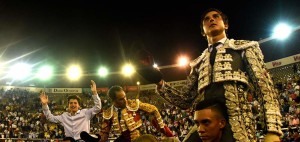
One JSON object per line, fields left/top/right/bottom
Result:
{"left": 36, "top": 65, "right": 53, "bottom": 80}
{"left": 122, "top": 64, "right": 135, "bottom": 77}
{"left": 67, "top": 65, "right": 82, "bottom": 80}
{"left": 9, "top": 63, "right": 32, "bottom": 80}
{"left": 272, "top": 23, "right": 292, "bottom": 40}
{"left": 178, "top": 56, "right": 189, "bottom": 67}
{"left": 98, "top": 67, "right": 108, "bottom": 78}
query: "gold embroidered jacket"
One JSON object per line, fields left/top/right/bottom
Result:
{"left": 157, "top": 39, "right": 282, "bottom": 141}
{"left": 99, "top": 99, "right": 172, "bottom": 141}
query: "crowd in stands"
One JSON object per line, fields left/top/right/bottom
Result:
{"left": 277, "top": 77, "right": 300, "bottom": 142}
{"left": 0, "top": 68, "right": 300, "bottom": 141}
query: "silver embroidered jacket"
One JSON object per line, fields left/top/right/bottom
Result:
{"left": 157, "top": 39, "right": 282, "bottom": 141}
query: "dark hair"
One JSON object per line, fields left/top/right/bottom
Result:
{"left": 200, "top": 8, "right": 229, "bottom": 36}
{"left": 194, "top": 97, "right": 228, "bottom": 120}
{"left": 67, "top": 95, "right": 82, "bottom": 105}
{"left": 108, "top": 85, "right": 123, "bottom": 101}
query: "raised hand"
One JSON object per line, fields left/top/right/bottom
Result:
{"left": 130, "top": 48, "right": 163, "bottom": 84}
{"left": 137, "top": 66, "right": 163, "bottom": 84}
{"left": 40, "top": 91, "right": 48, "bottom": 105}
{"left": 90, "top": 80, "right": 97, "bottom": 95}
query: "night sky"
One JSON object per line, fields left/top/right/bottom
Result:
{"left": 0, "top": 0, "right": 300, "bottom": 88}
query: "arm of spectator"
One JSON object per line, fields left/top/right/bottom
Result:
{"left": 85, "top": 80, "right": 102, "bottom": 119}
{"left": 40, "top": 92, "right": 63, "bottom": 123}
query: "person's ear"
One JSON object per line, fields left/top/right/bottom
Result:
{"left": 200, "top": 24, "right": 206, "bottom": 37}
{"left": 224, "top": 24, "right": 229, "bottom": 30}
{"left": 219, "top": 119, "right": 226, "bottom": 129}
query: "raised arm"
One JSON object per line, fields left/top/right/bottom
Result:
{"left": 90, "top": 80, "right": 98, "bottom": 96}
{"left": 40, "top": 91, "right": 62, "bottom": 123}
{"left": 156, "top": 65, "right": 200, "bottom": 110}
{"left": 40, "top": 91, "right": 48, "bottom": 106}
{"left": 85, "top": 80, "right": 102, "bottom": 119}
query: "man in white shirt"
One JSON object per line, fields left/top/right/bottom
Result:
{"left": 40, "top": 80, "right": 101, "bottom": 141}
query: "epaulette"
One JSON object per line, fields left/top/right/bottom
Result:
{"left": 102, "top": 106, "right": 114, "bottom": 120}
{"left": 139, "top": 102, "right": 158, "bottom": 113}
{"left": 227, "top": 39, "right": 258, "bottom": 50}
{"left": 126, "top": 99, "right": 140, "bottom": 112}
{"left": 190, "top": 48, "right": 208, "bottom": 67}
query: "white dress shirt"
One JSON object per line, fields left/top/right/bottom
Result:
{"left": 42, "top": 95, "right": 101, "bottom": 140}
